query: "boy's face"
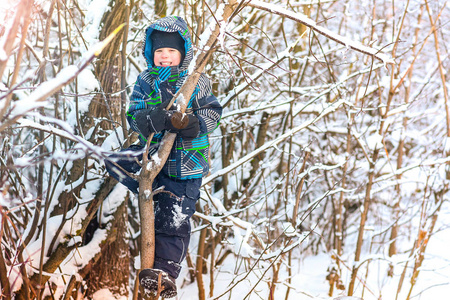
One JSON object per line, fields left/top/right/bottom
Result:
{"left": 154, "top": 48, "right": 182, "bottom": 67}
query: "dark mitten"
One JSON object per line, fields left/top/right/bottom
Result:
{"left": 171, "top": 114, "right": 200, "bottom": 139}
{"left": 134, "top": 103, "right": 172, "bottom": 137}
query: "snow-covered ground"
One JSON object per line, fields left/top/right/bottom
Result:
{"left": 170, "top": 201, "right": 450, "bottom": 300}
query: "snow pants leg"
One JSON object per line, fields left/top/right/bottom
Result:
{"left": 153, "top": 173, "right": 202, "bottom": 279}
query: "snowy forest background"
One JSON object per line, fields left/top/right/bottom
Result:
{"left": 1, "top": 0, "right": 450, "bottom": 299}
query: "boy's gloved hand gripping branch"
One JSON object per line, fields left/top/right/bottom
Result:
{"left": 133, "top": 93, "right": 200, "bottom": 140}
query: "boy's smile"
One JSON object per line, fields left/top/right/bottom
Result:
{"left": 154, "top": 48, "right": 182, "bottom": 67}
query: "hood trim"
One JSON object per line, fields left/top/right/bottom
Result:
{"left": 142, "top": 16, "right": 193, "bottom": 71}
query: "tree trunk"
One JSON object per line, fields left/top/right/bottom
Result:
{"left": 83, "top": 0, "right": 131, "bottom": 297}
{"left": 90, "top": 0, "right": 129, "bottom": 133}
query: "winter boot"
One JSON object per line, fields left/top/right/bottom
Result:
{"left": 139, "top": 268, "right": 177, "bottom": 298}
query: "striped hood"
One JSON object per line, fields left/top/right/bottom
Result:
{"left": 142, "top": 16, "right": 193, "bottom": 70}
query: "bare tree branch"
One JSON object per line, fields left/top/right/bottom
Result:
{"left": 247, "top": 0, "right": 394, "bottom": 64}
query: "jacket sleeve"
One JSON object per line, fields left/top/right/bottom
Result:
{"left": 126, "top": 72, "right": 154, "bottom": 136}
{"left": 193, "top": 76, "right": 222, "bottom": 136}
{"left": 195, "top": 94, "right": 222, "bottom": 136}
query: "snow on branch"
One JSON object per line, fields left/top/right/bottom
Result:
{"left": 203, "top": 98, "right": 349, "bottom": 187}
{"left": 247, "top": 0, "right": 394, "bottom": 65}
{"left": 0, "top": 24, "right": 125, "bottom": 133}
{"left": 16, "top": 115, "right": 111, "bottom": 160}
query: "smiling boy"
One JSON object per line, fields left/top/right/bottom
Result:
{"left": 104, "top": 16, "right": 222, "bottom": 298}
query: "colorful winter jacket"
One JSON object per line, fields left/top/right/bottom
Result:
{"left": 127, "top": 16, "right": 222, "bottom": 180}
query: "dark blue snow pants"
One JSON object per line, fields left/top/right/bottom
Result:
{"left": 104, "top": 145, "right": 202, "bottom": 278}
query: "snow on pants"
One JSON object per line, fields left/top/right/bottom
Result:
{"left": 104, "top": 146, "right": 202, "bottom": 278}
